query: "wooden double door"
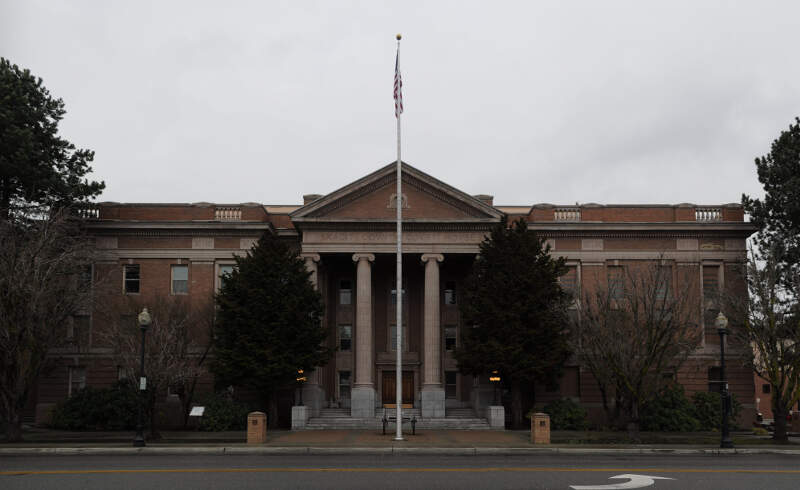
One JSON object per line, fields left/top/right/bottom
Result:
{"left": 382, "top": 371, "right": 414, "bottom": 406}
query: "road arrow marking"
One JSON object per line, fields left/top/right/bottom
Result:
{"left": 570, "top": 473, "right": 674, "bottom": 489}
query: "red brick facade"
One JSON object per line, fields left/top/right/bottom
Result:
{"left": 29, "top": 163, "right": 756, "bottom": 427}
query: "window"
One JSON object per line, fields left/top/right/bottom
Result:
{"left": 607, "top": 266, "right": 624, "bottom": 300}
{"left": 171, "top": 265, "right": 188, "bottom": 294}
{"left": 708, "top": 366, "right": 722, "bottom": 393}
{"left": 68, "top": 366, "right": 86, "bottom": 397}
{"left": 117, "top": 366, "right": 128, "bottom": 381}
{"left": 444, "top": 281, "right": 457, "bottom": 305}
{"left": 68, "top": 315, "right": 90, "bottom": 341}
{"left": 338, "top": 325, "right": 352, "bottom": 351}
{"left": 444, "top": 326, "right": 457, "bottom": 351}
{"left": 391, "top": 288, "right": 407, "bottom": 305}
{"left": 389, "top": 324, "right": 408, "bottom": 352}
{"left": 339, "top": 371, "right": 351, "bottom": 400}
{"left": 218, "top": 264, "right": 235, "bottom": 287}
{"left": 560, "top": 267, "right": 578, "bottom": 298}
{"left": 124, "top": 264, "right": 140, "bottom": 294}
{"left": 703, "top": 265, "right": 720, "bottom": 310}
{"left": 656, "top": 266, "right": 672, "bottom": 301}
{"left": 703, "top": 265, "right": 721, "bottom": 328}
{"left": 763, "top": 384, "right": 771, "bottom": 394}
{"left": 79, "top": 265, "right": 93, "bottom": 291}
{"left": 339, "top": 280, "right": 352, "bottom": 305}
{"left": 445, "top": 371, "right": 457, "bottom": 399}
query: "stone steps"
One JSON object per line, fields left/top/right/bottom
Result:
{"left": 446, "top": 408, "right": 477, "bottom": 418}
{"left": 305, "top": 419, "right": 492, "bottom": 430}
{"left": 306, "top": 406, "right": 492, "bottom": 430}
{"left": 316, "top": 409, "right": 351, "bottom": 418}
{"left": 306, "top": 407, "right": 492, "bottom": 430}
{"left": 305, "top": 418, "right": 384, "bottom": 430}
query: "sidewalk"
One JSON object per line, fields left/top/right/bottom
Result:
{"left": 2, "top": 428, "right": 800, "bottom": 456}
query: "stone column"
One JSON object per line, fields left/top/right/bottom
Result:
{"left": 301, "top": 253, "right": 324, "bottom": 417}
{"left": 421, "top": 253, "right": 446, "bottom": 418}
{"left": 351, "top": 253, "right": 376, "bottom": 418}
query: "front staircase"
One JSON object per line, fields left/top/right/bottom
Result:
{"left": 305, "top": 407, "right": 491, "bottom": 430}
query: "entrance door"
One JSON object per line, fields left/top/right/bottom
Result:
{"left": 382, "top": 371, "right": 414, "bottom": 406}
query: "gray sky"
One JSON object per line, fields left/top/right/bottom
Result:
{"left": 4, "top": 1, "right": 798, "bottom": 207}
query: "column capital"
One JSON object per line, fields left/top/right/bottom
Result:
{"left": 421, "top": 253, "right": 444, "bottom": 264}
{"left": 301, "top": 253, "right": 320, "bottom": 263}
{"left": 352, "top": 253, "right": 375, "bottom": 263}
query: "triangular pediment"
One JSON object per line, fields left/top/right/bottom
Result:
{"left": 290, "top": 162, "right": 503, "bottom": 225}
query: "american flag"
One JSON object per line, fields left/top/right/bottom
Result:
{"left": 394, "top": 50, "right": 403, "bottom": 118}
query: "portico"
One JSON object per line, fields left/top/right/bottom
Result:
{"left": 289, "top": 163, "right": 503, "bottom": 419}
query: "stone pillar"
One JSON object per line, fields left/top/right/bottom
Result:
{"left": 301, "top": 253, "right": 324, "bottom": 416}
{"left": 351, "top": 253, "right": 376, "bottom": 418}
{"left": 291, "top": 405, "right": 309, "bottom": 430}
{"left": 487, "top": 405, "right": 505, "bottom": 429}
{"left": 421, "top": 253, "right": 446, "bottom": 418}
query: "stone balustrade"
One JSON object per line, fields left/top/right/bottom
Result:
{"left": 554, "top": 207, "right": 581, "bottom": 222}
{"left": 214, "top": 206, "right": 242, "bottom": 221}
{"left": 695, "top": 207, "right": 722, "bottom": 221}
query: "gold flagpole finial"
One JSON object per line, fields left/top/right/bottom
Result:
{"left": 396, "top": 33, "right": 402, "bottom": 40}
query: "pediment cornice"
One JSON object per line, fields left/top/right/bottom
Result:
{"left": 290, "top": 162, "right": 504, "bottom": 225}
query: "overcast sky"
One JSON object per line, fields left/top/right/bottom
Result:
{"left": 4, "top": 1, "right": 799, "bottom": 207}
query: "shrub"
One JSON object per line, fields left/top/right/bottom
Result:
{"left": 542, "top": 398, "right": 589, "bottom": 430}
{"left": 640, "top": 384, "right": 700, "bottom": 432}
{"left": 691, "top": 391, "right": 742, "bottom": 431}
{"left": 753, "top": 427, "right": 769, "bottom": 436}
{"left": 50, "top": 380, "right": 139, "bottom": 430}
{"left": 197, "top": 393, "right": 249, "bottom": 431}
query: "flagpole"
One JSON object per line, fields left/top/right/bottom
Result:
{"left": 394, "top": 33, "right": 404, "bottom": 441}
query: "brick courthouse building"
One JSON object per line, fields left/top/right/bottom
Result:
{"left": 30, "top": 162, "right": 757, "bottom": 427}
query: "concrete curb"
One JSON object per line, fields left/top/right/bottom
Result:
{"left": 2, "top": 446, "right": 800, "bottom": 457}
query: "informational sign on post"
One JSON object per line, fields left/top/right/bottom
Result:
{"left": 139, "top": 377, "right": 147, "bottom": 391}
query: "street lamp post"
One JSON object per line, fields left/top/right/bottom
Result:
{"left": 715, "top": 311, "right": 734, "bottom": 449}
{"left": 133, "top": 308, "right": 151, "bottom": 447}
{"left": 490, "top": 371, "right": 501, "bottom": 406}
{"left": 296, "top": 369, "right": 307, "bottom": 406}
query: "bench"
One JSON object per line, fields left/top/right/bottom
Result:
{"left": 382, "top": 414, "right": 417, "bottom": 435}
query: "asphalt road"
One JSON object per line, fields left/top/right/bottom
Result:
{"left": 1, "top": 453, "right": 799, "bottom": 489}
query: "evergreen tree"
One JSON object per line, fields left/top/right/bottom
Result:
{"left": 742, "top": 117, "right": 800, "bottom": 290}
{"left": 0, "top": 58, "right": 104, "bottom": 219}
{"left": 212, "top": 233, "right": 332, "bottom": 423}
{"left": 454, "top": 217, "right": 572, "bottom": 428}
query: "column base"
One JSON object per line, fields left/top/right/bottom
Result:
{"left": 421, "top": 387, "right": 446, "bottom": 418}
{"left": 291, "top": 405, "right": 308, "bottom": 430}
{"left": 350, "top": 387, "right": 376, "bottom": 418}
{"left": 302, "top": 384, "right": 325, "bottom": 417}
{"left": 487, "top": 405, "right": 505, "bottom": 429}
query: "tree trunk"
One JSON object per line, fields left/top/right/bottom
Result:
{"left": 5, "top": 416, "right": 23, "bottom": 442}
{"left": 511, "top": 379, "right": 523, "bottom": 429}
{"left": 268, "top": 396, "right": 279, "bottom": 429}
{"left": 627, "top": 399, "right": 641, "bottom": 442}
{"left": 180, "top": 377, "right": 199, "bottom": 428}
{"left": 773, "top": 405, "right": 789, "bottom": 443}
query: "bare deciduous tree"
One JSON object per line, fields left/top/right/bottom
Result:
{"left": 96, "top": 295, "right": 213, "bottom": 439}
{"left": 726, "top": 249, "right": 800, "bottom": 442}
{"left": 0, "top": 209, "right": 98, "bottom": 441}
{"left": 572, "top": 261, "right": 701, "bottom": 431}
